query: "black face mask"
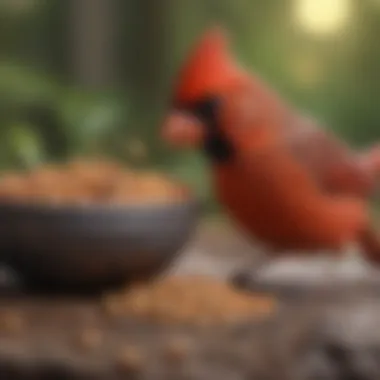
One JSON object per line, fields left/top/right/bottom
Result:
{"left": 173, "top": 96, "right": 235, "bottom": 164}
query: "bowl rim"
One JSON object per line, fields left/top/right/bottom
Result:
{"left": 0, "top": 196, "right": 201, "bottom": 214}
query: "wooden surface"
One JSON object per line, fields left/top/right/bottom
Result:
{"left": 0, "top": 223, "right": 273, "bottom": 380}
{"left": 1, "top": 222, "right": 380, "bottom": 379}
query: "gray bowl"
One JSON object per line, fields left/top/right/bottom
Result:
{"left": 0, "top": 199, "right": 199, "bottom": 293}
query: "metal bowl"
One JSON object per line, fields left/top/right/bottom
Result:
{"left": 0, "top": 199, "right": 199, "bottom": 293}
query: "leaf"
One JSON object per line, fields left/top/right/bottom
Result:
{"left": 6, "top": 122, "right": 45, "bottom": 168}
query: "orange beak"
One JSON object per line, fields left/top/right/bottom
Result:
{"left": 161, "top": 110, "right": 205, "bottom": 149}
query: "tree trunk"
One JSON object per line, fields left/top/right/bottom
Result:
{"left": 120, "top": 0, "right": 175, "bottom": 165}
{"left": 67, "top": 0, "right": 117, "bottom": 88}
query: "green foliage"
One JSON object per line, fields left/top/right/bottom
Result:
{"left": 0, "top": 62, "right": 130, "bottom": 169}
{"left": 1, "top": 0, "right": 380, "bottom": 211}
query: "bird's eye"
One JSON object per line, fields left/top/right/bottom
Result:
{"left": 190, "top": 96, "right": 221, "bottom": 123}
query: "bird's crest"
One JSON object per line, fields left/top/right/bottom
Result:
{"left": 173, "top": 26, "right": 241, "bottom": 104}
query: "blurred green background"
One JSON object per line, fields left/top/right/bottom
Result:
{"left": 0, "top": 0, "right": 379, "bottom": 211}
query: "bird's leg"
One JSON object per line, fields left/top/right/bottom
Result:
{"left": 230, "top": 245, "right": 276, "bottom": 293}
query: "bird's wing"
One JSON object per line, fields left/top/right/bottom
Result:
{"left": 283, "top": 115, "right": 373, "bottom": 198}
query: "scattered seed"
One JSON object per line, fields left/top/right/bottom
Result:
{"left": 102, "top": 294, "right": 123, "bottom": 317}
{"left": 164, "top": 337, "right": 192, "bottom": 363}
{"left": 116, "top": 346, "right": 143, "bottom": 374}
{"left": 104, "top": 276, "right": 277, "bottom": 326}
{"left": 0, "top": 310, "right": 24, "bottom": 334}
{"left": 77, "top": 328, "right": 103, "bottom": 351}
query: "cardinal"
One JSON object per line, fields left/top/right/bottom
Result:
{"left": 161, "top": 26, "right": 380, "bottom": 265}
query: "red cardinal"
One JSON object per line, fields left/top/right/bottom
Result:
{"left": 161, "top": 27, "right": 380, "bottom": 264}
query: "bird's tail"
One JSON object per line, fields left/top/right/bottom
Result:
{"left": 359, "top": 144, "right": 380, "bottom": 193}
{"left": 358, "top": 226, "right": 380, "bottom": 265}
{"left": 357, "top": 145, "right": 380, "bottom": 264}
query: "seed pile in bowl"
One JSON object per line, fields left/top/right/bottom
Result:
{"left": 0, "top": 159, "right": 188, "bottom": 205}
{"left": 103, "top": 276, "right": 277, "bottom": 326}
